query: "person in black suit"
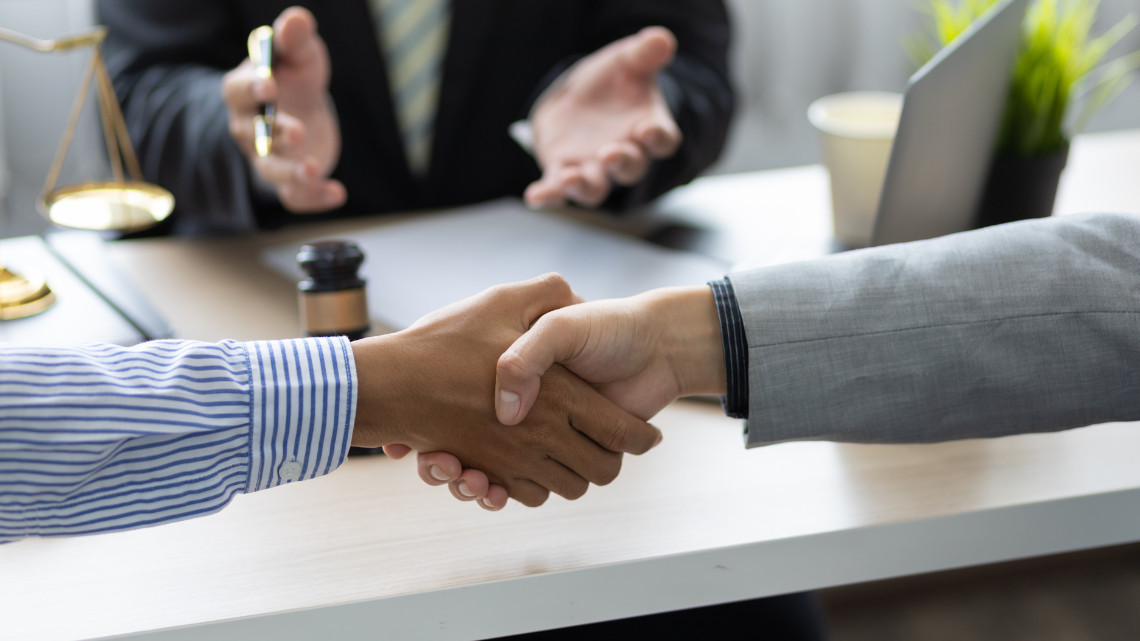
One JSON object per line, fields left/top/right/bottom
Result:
{"left": 97, "top": 1, "right": 735, "bottom": 234}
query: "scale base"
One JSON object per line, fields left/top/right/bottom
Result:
{"left": 0, "top": 266, "right": 56, "bottom": 320}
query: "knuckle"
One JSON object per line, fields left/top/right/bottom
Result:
{"left": 482, "top": 281, "right": 510, "bottom": 300}
{"left": 496, "top": 350, "right": 530, "bottom": 381}
{"left": 538, "top": 312, "right": 572, "bottom": 338}
{"left": 595, "top": 422, "right": 628, "bottom": 453}
{"left": 503, "top": 273, "right": 571, "bottom": 306}
{"left": 536, "top": 272, "right": 572, "bottom": 299}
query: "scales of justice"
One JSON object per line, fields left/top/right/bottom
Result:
{"left": 0, "top": 25, "right": 175, "bottom": 320}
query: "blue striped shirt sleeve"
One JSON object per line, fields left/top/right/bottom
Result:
{"left": 0, "top": 337, "right": 356, "bottom": 543}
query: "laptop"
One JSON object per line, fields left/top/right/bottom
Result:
{"left": 654, "top": 0, "right": 1029, "bottom": 269}
{"left": 870, "top": 0, "right": 1028, "bottom": 246}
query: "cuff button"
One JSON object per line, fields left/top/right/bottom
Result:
{"left": 279, "top": 460, "right": 302, "bottom": 481}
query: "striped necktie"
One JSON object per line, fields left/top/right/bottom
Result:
{"left": 373, "top": 0, "right": 451, "bottom": 175}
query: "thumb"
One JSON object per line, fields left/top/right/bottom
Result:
{"left": 495, "top": 314, "right": 585, "bottom": 425}
{"left": 273, "top": 7, "right": 322, "bottom": 66}
{"left": 619, "top": 26, "right": 677, "bottom": 77}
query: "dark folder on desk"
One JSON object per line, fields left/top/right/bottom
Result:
{"left": 0, "top": 232, "right": 170, "bottom": 346}
{"left": 262, "top": 200, "right": 731, "bottom": 330}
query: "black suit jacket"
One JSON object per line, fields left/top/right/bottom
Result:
{"left": 98, "top": 0, "right": 734, "bottom": 233}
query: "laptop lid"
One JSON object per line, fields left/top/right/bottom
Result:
{"left": 870, "top": 0, "right": 1028, "bottom": 246}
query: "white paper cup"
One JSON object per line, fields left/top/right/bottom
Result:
{"left": 808, "top": 92, "right": 903, "bottom": 247}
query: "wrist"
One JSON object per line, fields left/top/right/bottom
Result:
{"left": 348, "top": 334, "right": 409, "bottom": 448}
{"left": 646, "top": 285, "right": 726, "bottom": 397}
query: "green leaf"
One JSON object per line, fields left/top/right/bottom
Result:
{"left": 907, "top": 0, "right": 1138, "bottom": 155}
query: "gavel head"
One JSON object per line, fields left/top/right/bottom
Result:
{"left": 296, "top": 240, "right": 369, "bottom": 340}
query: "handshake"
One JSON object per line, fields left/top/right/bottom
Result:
{"left": 341, "top": 213, "right": 1140, "bottom": 512}
{"left": 8, "top": 214, "right": 1123, "bottom": 542}
{"left": 348, "top": 273, "right": 726, "bottom": 511}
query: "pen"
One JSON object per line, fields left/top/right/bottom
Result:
{"left": 248, "top": 25, "right": 275, "bottom": 158}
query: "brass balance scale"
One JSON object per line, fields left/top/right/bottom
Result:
{"left": 0, "top": 25, "right": 174, "bottom": 320}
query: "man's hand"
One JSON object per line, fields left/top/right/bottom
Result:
{"left": 525, "top": 27, "right": 683, "bottom": 209}
{"left": 351, "top": 274, "right": 663, "bottom": 507}
{"left": 415, "top": 285, "right": 727, "bottom": 510}
{"left": 221, "top": 7, "right": 345, "bottom": 213}
{"left": 496, "top": 286, "right": 726, "bottom": 424}
{"left": 389, "top": 447, "right": 510, "bottom": 511}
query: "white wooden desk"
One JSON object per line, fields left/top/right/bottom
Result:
{"left": 2, "top": 130, "right": 1139, "bottom": 641}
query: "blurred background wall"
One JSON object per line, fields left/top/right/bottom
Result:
{"left": 0, "top": 0, "right": 1137, "bottom": 237}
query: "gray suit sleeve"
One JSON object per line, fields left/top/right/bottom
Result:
{"left": 728, "top": 212, "right": 1140, "bottom": 447}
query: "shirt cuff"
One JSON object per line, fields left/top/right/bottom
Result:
{"left": 244, "top": 337, "right": 356, "bottom": 492}
{"left": 709, "top": 278, "right": 749, "bottom": 419}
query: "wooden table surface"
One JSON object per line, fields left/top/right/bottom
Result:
{"left": 1, "top": 130, "right": 1138, "bottom": 641}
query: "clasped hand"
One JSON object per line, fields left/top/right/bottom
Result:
{"left": 351, "top": 274, "right": 664, "bottom": 508}
{"left": 388, "top": 283, "right": 726, "bottom": 510}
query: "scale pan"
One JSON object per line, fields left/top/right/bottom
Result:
{"left": 41, "top": 181, "right": 174, "bottom": 233}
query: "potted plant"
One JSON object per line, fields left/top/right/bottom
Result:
{"left": 909, "top": 0, "right": 1140, "bottom": 226}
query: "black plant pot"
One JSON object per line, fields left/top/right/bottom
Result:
{"left": 974, "top": 143, "right": 1070, "bottom": 229}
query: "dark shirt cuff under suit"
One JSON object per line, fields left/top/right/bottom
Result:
{"left": 708, "top": 278, "right": 749, "bottom": 419}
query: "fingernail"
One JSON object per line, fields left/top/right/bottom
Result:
{"left": 457, "top": 480, "right": 476, "bottom": 499}
{"left": 654, "top": 431, "right": 664, "bottom": 447}
{"left": 429, "top": 465, "right": 449, "bottom": 482}
{"left": 252, "top": 81, "right": 268, "bottom": 101}
{"left": 478, "top": 498, "right": 501, "bottom": 511}
{"left": 499, "top": 390, "right": 521, "bottom": 423}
